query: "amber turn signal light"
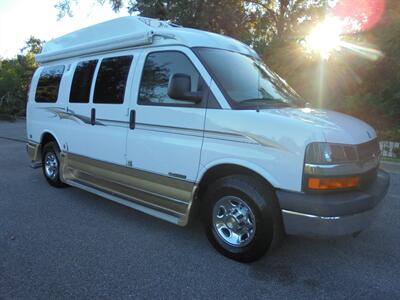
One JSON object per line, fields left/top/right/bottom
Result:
{"left": 308, "top": 176, "right": 360, "bottom": 190}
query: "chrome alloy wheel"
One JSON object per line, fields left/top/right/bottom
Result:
{"left": 212, "top": 196, "right": 256, "bottom": 247}
{"left": 44, "top": 152, "right": 58, "bottom": 179}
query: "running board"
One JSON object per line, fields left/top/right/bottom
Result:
{"left": 65, "top": 179, "right": 184, "bottom": 226}
{"left": 30, "top": 161, "right": 42, "bottom": 169}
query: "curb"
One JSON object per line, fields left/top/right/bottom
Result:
{"left": 0, "top": 136, "right": 26, "bottom": 143}
{"left": 381, "top": 160, "right": 400, "bottom": 167}
{"left": 381, "top": 161, "right": 400, "bottom": 174}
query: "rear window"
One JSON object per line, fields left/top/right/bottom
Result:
{"left": 69, "top": 60, "right": 98, "bottom": 103}
{"left": 93, "top": 56, "right": 133, "bottom": 104}
{"left": 35, "top": 65, "right": 65, "bottom": 103}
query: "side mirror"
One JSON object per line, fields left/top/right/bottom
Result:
{"left": 168, "top": 73, "right": 203, "bottom": 103}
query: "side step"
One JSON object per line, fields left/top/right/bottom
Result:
{"left": 30, "top": 161, "right": 42, "bottom": 169}
{"left": 65, "top": 179, "right": 185, "bottom": 226}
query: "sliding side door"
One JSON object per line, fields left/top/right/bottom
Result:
{"left": 62, "top": 51, "right": 137, "bottom": 185}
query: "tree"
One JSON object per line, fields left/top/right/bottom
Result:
{"left": 328, "top": 0, "right": 400, "bottom": 139}
{"left": 55, "top": 0, "right": 124, "bottom": 19}
{"left": 0, "top": 37, "right": 44, "bottom": 117}
{"left": 129, "top": 0, "right": 252, "bottom": 40}
{"left": 246, "top": 0, "right": 325, "bottom": 45}
{"left": 56, "top": 0, "right": 252, "bottom": 41}
{"left": 20, "top": 36, "right": 43, "bottom": 55}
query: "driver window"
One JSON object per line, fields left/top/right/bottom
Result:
{"left": 138, "top": 51, "right": 202, "bottom": 106}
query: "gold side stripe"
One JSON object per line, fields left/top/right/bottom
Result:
{"left": 60, "top": 152, "right": 196, "bottom": 225}
{"left": 66, "top": 179, "right": 184, "bottom": 225}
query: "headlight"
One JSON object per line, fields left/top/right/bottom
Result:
{"left": 304, "top": 141, "right": 380, "bottom": 191}
{"left": 305, "top": 142, "right": 358, "bottom": 164}
{"left": 304, "top": 142, "right": 360, "bottom": 191}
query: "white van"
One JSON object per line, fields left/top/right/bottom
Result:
{"left": 27, "top": 17, "right": 389, "bottom": 262}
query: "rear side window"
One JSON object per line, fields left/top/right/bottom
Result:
{"left": 138, "top": 51, "right": 201, "bottom": 106}
{"left": 93, "top": 56, "right": 133, "bottom": 104}
{"left": 69, "top": 60, "right": 98, "bottom": 103}
{"left": 35, "top": 65, "right": 65, "bottom": 103}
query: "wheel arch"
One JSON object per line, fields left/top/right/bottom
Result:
{"left": 40, "top": 131, "right": 62, "bottom": 153}
{"left": 196, "top": 161, "right": 285, "bottom": 261}
{"left": 195, "top": 160, "right": 279, "bottom": 204}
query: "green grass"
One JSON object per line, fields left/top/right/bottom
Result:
{"left": 382, "top": 157, "right": 400, "bottom": 164}
{"left": 0, "top": 113, "right": 17, "bottom": 121}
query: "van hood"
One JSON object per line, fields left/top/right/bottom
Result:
{"left": 260, "top": 107, "right": 377, "bottom": 144}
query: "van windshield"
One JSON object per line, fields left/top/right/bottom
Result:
{"left": 195, "top": 48, "right": 304, "bottom": 109}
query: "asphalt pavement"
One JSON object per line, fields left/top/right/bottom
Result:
{"left": 1, "top": 120, "right": 399, "bottom": 299}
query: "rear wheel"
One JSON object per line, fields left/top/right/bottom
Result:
{"left": 202, "top": 175, "right": 283, "bottom": 262}
{"left": 41, "top": 142, "right": 67, "bottom": 188}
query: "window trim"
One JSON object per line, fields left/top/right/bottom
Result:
{"left": 69, "top": 59, "right": 98, "bottom": 104}
{"left": 93, "top": 55, "right": 133, "bottom": 105}
{"left": 35, "top": 65, "right": 65, "bottom": 103}
{"left": 192, "top": 47, "right": 243, "bottom": 110}
{"left": 137, "top": 50, "right": 208, "bottom": 108}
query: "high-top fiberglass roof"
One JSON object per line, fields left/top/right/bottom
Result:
{"left": 36, "top": 16, "right": 258, "bottom": 63}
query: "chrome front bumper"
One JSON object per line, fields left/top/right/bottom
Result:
{"left": 276, "top": 170, "right": 390, "bottom": 238}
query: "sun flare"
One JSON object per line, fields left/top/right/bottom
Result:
{"left": 304, "top": 17, "right": 344, "bottom": 59}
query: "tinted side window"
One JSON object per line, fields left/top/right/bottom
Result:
{"left": 93, "top": 56, "right": 133, "bottom": 104}
{"left": 35, "top": 65, "right": 65, "bottom": 103}
{"left": 69, "top": 60, "right": 98, "bottom": 103}
{"left": 138, "top": 52, "right": 201, "bottom": 106}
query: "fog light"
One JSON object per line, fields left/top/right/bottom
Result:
{"left": 308, "top": 176, "right": 360, "bottom": 190}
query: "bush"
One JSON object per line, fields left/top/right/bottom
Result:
{"left": 378, "top": 127, "right": 400, "bottom": 142}
{"left": 394, "top": 147, "right": 400, "bottom": 158}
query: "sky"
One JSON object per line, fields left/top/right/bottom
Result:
{"left": 0, "top": 0, "right": 130, "bottom": 58}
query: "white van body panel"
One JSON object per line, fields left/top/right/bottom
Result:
{"left": 198, "top": 107, "right": 377, "bottom": 192}
{"left": 312, "top": 110, "right": 377, "bottom": 144}
{"left": 199, "top": 109, "right": 326, "bottom": 191}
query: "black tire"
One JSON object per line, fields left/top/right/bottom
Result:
{"left": 41, "top": 142, "right": 67, "bottom": 188}
{"left": 202, "top": 175, "right": 283, "bottom": 262}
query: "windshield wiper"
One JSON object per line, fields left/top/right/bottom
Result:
{"left": 238, "top": 98, "right": 290, "bottom": 107}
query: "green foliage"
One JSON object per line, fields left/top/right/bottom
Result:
{"left": 325, "top": 0, "right": 400, "bottom": 140}
{"left": 129, "top": 0, "right": 252, "bottom": 41}
{"left": 394, "top": 147, "right": 400, "bottom": 157}
{"left": 0, "top": 37, "right": 43, "bottom": 118}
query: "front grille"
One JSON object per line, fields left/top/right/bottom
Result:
{"left": 356, "top": 139, "right": 380, "bottom": 190}
{"left": 356, "top": 139, "right": 380, "bottom": 163}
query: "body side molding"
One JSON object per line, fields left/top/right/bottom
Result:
{"left": 59, "top": 151, "right": 196, "bottom": 225}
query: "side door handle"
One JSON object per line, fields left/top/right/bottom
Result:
{"left": 91, "top": 108, "right": 96, "bottom": 126}
{"left": 129, "top": 109, "right": 136, "bottom": 130}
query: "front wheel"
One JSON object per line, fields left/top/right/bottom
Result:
{"left": 202, "top": 175, "right": 283, "bottom": 262}
{"left": 41, "top": 142, "right": 67, "bottom": 188}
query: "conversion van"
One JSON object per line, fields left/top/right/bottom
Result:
{"left": 27, "top": 17, "right": 390, "bottom": 262}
